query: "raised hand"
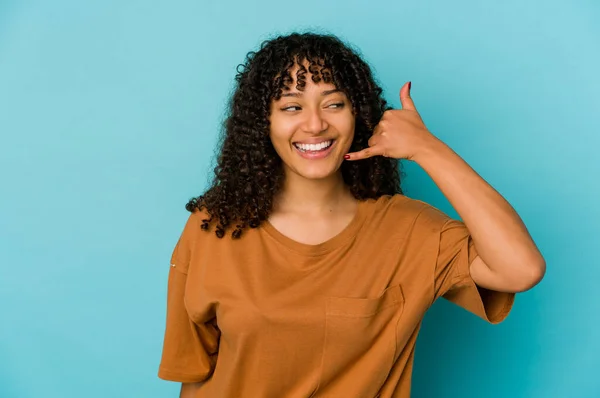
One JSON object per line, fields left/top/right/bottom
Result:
{"left": 344, "top": 82, "right": 440, "bottom": 162}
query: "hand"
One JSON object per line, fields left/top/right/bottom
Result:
{"left": 345, "top": 82, "right": 440, "bottom": 162}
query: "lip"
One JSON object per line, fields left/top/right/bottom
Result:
{"left": 293, "top": 139, "right": 337, "bottom": 160}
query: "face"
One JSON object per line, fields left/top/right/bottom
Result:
{"left": 269, "top": 66, "right": 355, "bottom": 182}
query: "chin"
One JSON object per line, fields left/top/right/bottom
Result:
{"left": 292, "top": 165, "right": 341, "bottom": 181}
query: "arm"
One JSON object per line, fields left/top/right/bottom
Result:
{"left": 414, "top": 138, "right": 546, "bottom": 293}
{"left": 180, "top": 382, "right": 203, "bottom": 398}
{"left": 346, "top": 82, "right": 545, "bottom": 293}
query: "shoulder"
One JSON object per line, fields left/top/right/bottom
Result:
{"left": 182, "top": 207, "right": 208, "bottom": 233}
{"left": 367, "top": 194, "right": 446, "bottom": 220}
{"left": 171, "top": 208, "right": 217, "bottom": 271}
{"left": 176, "top": 207, "right": 216, "bottom": 249}
{"left": 366, "top": 194, "right": 453, "bottom": 231}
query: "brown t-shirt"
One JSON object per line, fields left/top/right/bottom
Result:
{"left": 158, "top": 194, "right": 515, "bottom": 397}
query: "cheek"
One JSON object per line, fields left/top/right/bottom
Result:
{"left": 337, "top": 110, "right": 355, "bottom": 131}
{"left": 269, "top": 116, "right": 299, "bottom": 142}
{"left": 269, "top": 122, "right": 297, "bottom": 160}
{"left": 340, "top": 120, "right": 356, "bottom": 152}
{"left": 338, "top": 117, "right": 355, "bottom": 141}
{"left": 268, "top": 119, "right": 285, "bottom": 144}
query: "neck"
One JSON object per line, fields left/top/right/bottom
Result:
{"left": 274, "top": 171, "right": 354, "bottom": 214}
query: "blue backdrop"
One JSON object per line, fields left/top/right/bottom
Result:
{"left": 1, "top": 1, "right": 598, "bottom": 397}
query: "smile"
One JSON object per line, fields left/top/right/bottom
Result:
{"left": 292, "top": 139, "right": 336, "bottom": 160}
{"left": 293, "top": 139, "right": 334, "bottom": 153}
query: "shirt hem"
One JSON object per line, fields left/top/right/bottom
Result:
{"left": 158, "top": 366, "right": 207, "bottom": 383}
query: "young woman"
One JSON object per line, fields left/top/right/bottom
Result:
{"left": 158, "top": 32, "right": 545, "bottom": 398}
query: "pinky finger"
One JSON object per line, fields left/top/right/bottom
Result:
{"left": 344, "top": 146, "right": 382, "bottom": 161}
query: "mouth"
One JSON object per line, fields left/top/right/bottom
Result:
{"left": 293, "top": 139, "right": 335, "bottom": 152}
{"left": 292, "top": 139, "right": 336, "bottom": 160}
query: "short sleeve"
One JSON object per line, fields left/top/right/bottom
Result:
{"left": 423, "top": 206, "right": 515, "bottom": 324}
{"left": 158, "top": 212, "right": 220, "bottom": 382}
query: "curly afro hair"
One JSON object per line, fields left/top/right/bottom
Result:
{"left": 186, "top": 31, "right": 404, "bottom": 238}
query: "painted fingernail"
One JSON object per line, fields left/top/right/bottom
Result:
{"left": 344, "top": 154, "right": 350, "bottom": 159}
{"left": 408, "top": 81, "right": 412, "bottom": 91}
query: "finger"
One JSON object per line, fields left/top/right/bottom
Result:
{"left": 372, "top": 122, "right": 384, "bottom": 136}
{"left": 369, "top": 122, "right": 386, "bottom": 142}
{"left": 345, "top": 145, "right": 385, "bottom": 161}
{"left": 399, "top": 81, "right": 417, "bottom": 112}
{"left": 368, "top": 133, "right": 382, "bottom": 147}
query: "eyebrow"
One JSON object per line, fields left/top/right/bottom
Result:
{"left": 280, "top": 89, "right": 342, "bottom": 98}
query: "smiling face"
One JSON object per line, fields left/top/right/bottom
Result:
{"left": 269, "top": 65, "right": 355, "bottom": 182}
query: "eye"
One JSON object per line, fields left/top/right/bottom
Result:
{"left": 281, "top": 105, "right": 301, "bottom": 112}
{"left": 328, "top": 102, "right": 345, "bottom": 109}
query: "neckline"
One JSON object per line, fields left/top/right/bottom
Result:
{"left": 261, "top": 199, "right": 370, "bottom": 256}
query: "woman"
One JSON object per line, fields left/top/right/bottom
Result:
{"left": 158, "top": 32, "right": 545, "bottom": 398}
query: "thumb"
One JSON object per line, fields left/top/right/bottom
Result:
{"left": 399, "top": 81, "right": 416, "bottom": 111}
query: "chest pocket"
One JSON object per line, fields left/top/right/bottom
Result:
{"left": 312, "top": 284, "right": 405, "bottom": 397}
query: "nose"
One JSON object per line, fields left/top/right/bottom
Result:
{"left": 302, "top": 107, "right": 329, "bottom": 135}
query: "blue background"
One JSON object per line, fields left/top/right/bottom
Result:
{"left": 1, "top": 0, "right": 598, "bottom": 397}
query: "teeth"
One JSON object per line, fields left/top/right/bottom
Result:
{"left": 295, "top": 140, "right": 333, "bottom": 152}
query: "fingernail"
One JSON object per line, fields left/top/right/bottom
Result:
{"left": 408, "top": 81, "right": 412, "bottom": 91}
{"left": 344, "top": 154, "right": 350, "bottom": 159}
